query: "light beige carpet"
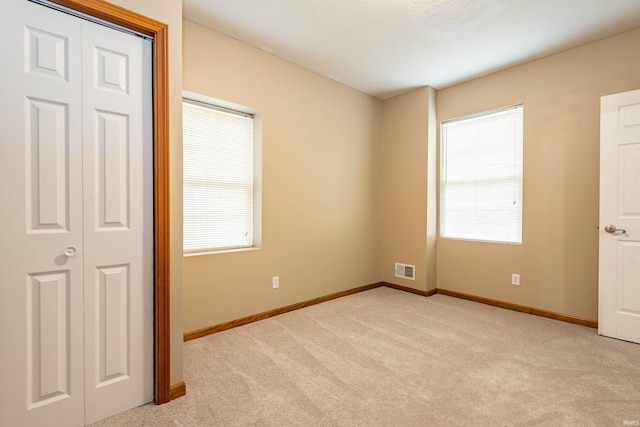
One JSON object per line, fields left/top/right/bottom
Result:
{"left": 93, "top": 287, "right": 640, "bottom": 426}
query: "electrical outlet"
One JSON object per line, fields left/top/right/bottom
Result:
{"left": 512, "top": 273, "right": 520, "bottom": 286}
{"left": 272, "top": 276, "right": 279, "bottom": 289}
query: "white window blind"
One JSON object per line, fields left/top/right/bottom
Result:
{"left": 183, "top": 99, "right": 254, "bottom": 252}
{"left": 440, "top": 105, "right": 523, "bottom": 244}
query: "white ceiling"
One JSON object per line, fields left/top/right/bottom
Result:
{"left": 183, "top": 0, "right": 640, "bottom": 100}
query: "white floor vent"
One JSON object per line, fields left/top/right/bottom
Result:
{"left": 395, "top": 263, "right": 415, "bottom": 280}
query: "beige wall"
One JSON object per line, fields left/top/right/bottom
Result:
{"left": 182, "top": 20, "right": 383, "bottom": 332}
{"left": 109, "top": 0, "right": 183, "bottom": 385}
{"left": 182, "top": 16, "right": 640, "bottom": 335}
{"left": 381, "top": 87, "right": 437, "bottom": 291}
{"left": 437, "top": 28, "right": 640, "bottom": 321}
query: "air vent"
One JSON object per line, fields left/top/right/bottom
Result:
{"left": 395, "top": 263, "right": 415, "bottom": 280}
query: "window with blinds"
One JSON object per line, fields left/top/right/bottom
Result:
{"left": 183, "top": 98, "right": 254, "bottom": 253}
{"left": 440, "top": 105, "right": 523, "bottom": 244}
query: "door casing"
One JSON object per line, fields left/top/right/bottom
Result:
{"left": 43, "top": 0, "right": 172, "bottom": 404}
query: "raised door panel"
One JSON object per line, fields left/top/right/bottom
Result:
{"left": 26, "top": 271, "right": 71, "bottom": 408}
{"left": 618, "top": 144, "right": 640, "bottom": 216}
{"left": 95, "top": 264, "right": 131, "bottom": 387}
{"left": 26, "top": 25, "right": 69, "bottom": 81}
{"left": 618, "top": 242, "right": 640, "bottom": 314}
{"left": 26, "top": 98, "right": 70, "bottom": 232}
{"left": 95, "top": 110, "right": 130, "bottom": 230}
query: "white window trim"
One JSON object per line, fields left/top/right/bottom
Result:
{"left": 182, "top": 91, "right": 262, "bottom": 255}
{"left": 440, "top": 104, "right": 524, "bottom": 245}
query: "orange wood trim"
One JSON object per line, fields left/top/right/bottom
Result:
{"left": 436, "top": 288, "right": 598, "bottom": 329}
{"left": 184, "top": 283, "right": 385, "bottom": 341}
{"left": 184, "top": 281, "right": 596, "bottom": 345}
{"left": 170, "top": 382, "right": 186, "bottom": 400}
{"left": 529, "top": 307, "right": 598, "bottom": 328}
{"left": 52, "top": 0, "right": 172, "bottom": 405}
{"left": 381, "top": 282, "right": 437, "bottom": 297}
{"left": 151, "top": 19, "right": 172, "bottom": 407}
{"left": 45, "top": 0, "right": 167, "bottom": 35}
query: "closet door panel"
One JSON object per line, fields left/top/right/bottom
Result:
{"left": 81, "top": 18, "right": 153, "bottom": 425}
{"left": 0, "top": 2, "right": 84, "bottom": 426}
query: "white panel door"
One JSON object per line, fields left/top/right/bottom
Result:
{"left": 81, "top": 18, "right": 153, "bottom": 425}
{"left": 599, "top": 89, "right": 640, "bottom": 344}
{"left": 0, "top": 2, "right": 152, "bottom": 426}
{"left": 0, "top": 3, "right": 84, "bottom": 426}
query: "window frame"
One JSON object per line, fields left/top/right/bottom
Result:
{"left": 182, "top": 92, "right": 262, "bottom": 255}
{"left": 439, "top": 104, "right": 524, "bottom": 245}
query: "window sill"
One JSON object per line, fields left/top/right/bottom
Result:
{"left": 183, "top": 246, "right": 261, "bottom": 257}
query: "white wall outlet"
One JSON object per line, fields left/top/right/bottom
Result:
{"left": 272, "top": 276, "right": 279, "bottom": 289}
{"left": 512, "top": 273, "right": 520, "bottom": 286}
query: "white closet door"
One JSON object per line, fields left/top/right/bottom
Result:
{"left": 0, "top": 2, "right": 153, "bottom": 426}
{"left": 81, "top": 18, "right": 153, "bottom": 425}
{"left": 0, "top": 2, "right": 85, "bottom": 426}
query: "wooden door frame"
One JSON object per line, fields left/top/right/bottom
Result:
{"left": 46, "top": 0, "right": 172, "bottom": 404}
